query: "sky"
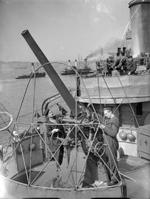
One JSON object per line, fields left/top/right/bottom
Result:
{"left": 0, "top": 0, "right": 130, "bottom": 62}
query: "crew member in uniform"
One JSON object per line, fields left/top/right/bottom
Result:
{"left": 99, "top": 107, "right": 121, "bottom": 185}
{"left": 39, "top": 107, "right": 65, "bottom": 166}
{"left": 81, "top": 127, "right": 98, "bottom": 187}
{"left": 47, "top": 110, "right": 66, "bottom": 166}
{"left": 79, "top": 105, "right": 121, "bottom": 187}
{"left": 81, "top": 107, "right": 104, "bottom": 188}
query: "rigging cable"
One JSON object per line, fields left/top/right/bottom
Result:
{"left": 116, "top": 75, "right": 139, "bottom": 127}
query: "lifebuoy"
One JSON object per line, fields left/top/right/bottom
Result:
{"left": 119, "top": 131, "right": 127, "bottom": 141}
{"left": 127, "top": 133, "right": 136, "bottom": 142}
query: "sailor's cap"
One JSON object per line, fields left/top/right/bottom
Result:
{"left": 103, "top": 106, "right": 112, "bottom": 111}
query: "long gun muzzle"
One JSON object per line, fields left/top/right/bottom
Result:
{"left": 21, "top": 30, "right": 81, "bottom": 117}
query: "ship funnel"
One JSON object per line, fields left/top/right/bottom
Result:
{"left": 129, "top": 0, "right": 150, "bottom": 57}
{"left": 122, "top": 47, "right": 126, "bottom": 56}
{"left": 116, "top": 47, "right": 121, "bottom": 56}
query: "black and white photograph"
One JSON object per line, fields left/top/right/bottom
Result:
{"left": 0, "top": 0, "right": 150, "bottom": 198}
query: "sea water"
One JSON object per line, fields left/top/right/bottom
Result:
{"left": 0, "top": 66, "right": 76, "bottom": 144}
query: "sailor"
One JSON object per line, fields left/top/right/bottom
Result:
{"left": 68, "top": 59, "right": 71, "bottom": 67}
{"left": 74, "top": 59, "right": 78, "bottom": 69}
{"left": 112, "top": 48, "right": 122, "bottom": 73}
{"left": 113, "top": 47, "right": 128, "bottom": 75}
{"left": 99, "top": 106, "right": 121, "bottom": 185}
{"left": 56, "top": 103, "right": 67, "bottom": 116}
{"left": 81, "top": 124, "right": 100, "bottom": 187}
{"left": 38, "top": 114, "right": 49, "bottom": 161}
{"left": 120, "top": 56, "right": 128, "bottom": 74}
{"left": 127, "top": 56, "right": 137, "bottom": 75}
{"left": 96, "top": 61, "right": 101, "bottom": 73}
{"left": 47, "top": 110, "right": 66, "bottom": 166}
{"left": 102, "top": 64, "right": 108, "bottom": 76}
{"left": 106, "top": 58, "right": 113, "bottom": 76}
{"left": 81, "top": 107, "right": 103, "bottom": 188}
{"left": 115, "top": 55, "right": 128, "bottom": 75}
{"left": 38, "top": 108, "right": 56, "bottom": 161}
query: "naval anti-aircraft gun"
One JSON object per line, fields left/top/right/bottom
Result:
{"left": 0, "top": 30, "right": 127, "bottom": 199}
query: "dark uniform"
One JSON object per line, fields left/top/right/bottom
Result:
{"left": 81, "top": 122, "right": 104, "bottom": 187}
{"left": 49, "top": 118, "right": 66, "bottom": 166}
{"left": 102, "top": 116, "right": 120, "bottom": 184}
{"left": 81, "top": 127, "right": 99, "bottom": 187}
{"left": 128, "top": 59, "right": 137, "bottom": 75}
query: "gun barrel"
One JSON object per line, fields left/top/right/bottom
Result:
{"left": 21, "top": 30, "right": 81, "bottom": 116}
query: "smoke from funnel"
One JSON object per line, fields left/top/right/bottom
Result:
{"left": 85, "top": 48, "right": 103, "bottom": 60}
{"left": 85, "top": 38, "right": 124, "bottom": 60}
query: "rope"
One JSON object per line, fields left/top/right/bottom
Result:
{"left": 32, "top": 65, "right": 37, "bottom": 122}
{"left": 96, "top": 73, "right": 102, "bottom": 113}
{"left": 28, "top": 67, "right": 38, "bottom": 184}
{"left": 75, "top": 74, "right": 78, "bottom": 187}
{"left": 102, "top": 76, "right": 116, "bottom": 105}
{"left": 79, "top": 76, "right": 103, "bottom": 122}
{"left": 0, "top": 102, "right": 9, "bottom": 112}
{"left": 116, "top": 75, "right": 139, "bottom": 127}
{"left": 28, "top": 126, "right": 33, "bottom": 186}
{"left": 15, "top": 74, "right": 33, "bottom": 123}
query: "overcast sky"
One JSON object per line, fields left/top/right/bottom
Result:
{"left": 0, "top": 0, "right": 130, "bottom": 61}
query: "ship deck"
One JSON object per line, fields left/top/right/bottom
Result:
{"left": 118, "top": 155, "right": 150, "bottom": 199}
{"left": 3, "top": 146, "right": 150, "bottom": 198}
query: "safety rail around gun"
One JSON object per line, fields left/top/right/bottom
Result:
{"left": 21, "top": 30, "right": 81, "bottom": 117}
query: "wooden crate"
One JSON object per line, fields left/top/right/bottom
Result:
{"left": 137, "top": 125, "right": 150, "bottom": 160}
